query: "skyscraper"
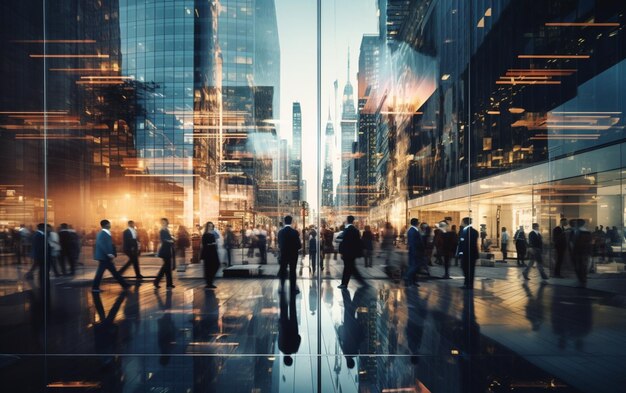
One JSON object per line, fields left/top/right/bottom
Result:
{"left": 356, "top": 34, "right": 382, "bottom": 218}
{"left": 290, "top": 102, "right": 302, "bottom": 201}
{"left": 338, "top": 52, "right": 357, "bottom": 212}
{"left": 218, "top": 0, "right": 281, "bottom": 223}
{"left": 322, "top": 111, "right": 335, "bottom": 207}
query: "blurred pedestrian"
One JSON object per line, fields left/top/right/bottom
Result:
{"left": 523, "top": 223, "right": 548, "bottom": 281}
{"left": 201, "top": 222, "right": 220, "bottom": 289}
{"left": 154, "top": 218, "right": 175, "bottom": 289}
{"left": 92, "top": 220, "right": 129, "bottom": 292}
{"left": 362, "top": 225, "right": 374, "bottom": 268}
{"left": 514, "top": 225, "right": 528, "bottom": 267}
{"left": 457, "top": 217, "right": 479, "bottom": 290}
{"left": 337, "top": 216, "right": 365, "bottom": 289}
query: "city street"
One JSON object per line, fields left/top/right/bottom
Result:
{"left": 1, "top": 250, "right": 625, "bottom": 392}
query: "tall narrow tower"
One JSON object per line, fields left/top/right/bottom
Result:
{"left": 322, "top": 109, "right": 335, "bottom": 207}
{"left": 338, "top": 49, "right": 357, "bottom": 211}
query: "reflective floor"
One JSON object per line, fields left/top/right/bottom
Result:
{"left": 1, "top": 255, "right": 625, "bottom": 392}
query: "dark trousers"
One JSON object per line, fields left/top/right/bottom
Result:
{"left": 515, "top": 242, "right": 526, "bottom": 265}
{"left": 461, "top": 258, "right": 476, "bottom": 288}
{"left": 341, "top": 257, "right": 365, "bottom": 286}
{"left": 279, "top": 257, "right": 298, "bottom": 290}
{"left": 363, "top": 249, "right": 373, "bottom": 267}
{"left": 119, "top": 252, "right": 141, "bottom": 277}
{"left": 204, "top": 260, "right": 219, "bottom": 286}
{"left": 61, "top": 249, "right": 77, "bottom": 274}
{"left": 259, "top": 244, "right": 267, "bottom": 264}
{"left": 501, "top": 243, "right": 508, "bottom": 260}
{"left": 93, "top": 259, "right": 128, "bottom": 289}
{"left": 226, "top": 248, "right": 232, "bottom": 266}
{"left": 573, "top": 255, "right": 588, "bottom": 284}
{"left": 554, "top": 247, "right": 565, "bottom": 276}
{"left": 310, "top": 252, "right": 317, "bottom": 273}
{"left": 443, "top": 255, "right": 451, "bottom": 277}
{"left": 404, "top": 255, "right": 420, "bottom": 284}
{"left": 155, "top": 257, "right": 173, "bottom": 287}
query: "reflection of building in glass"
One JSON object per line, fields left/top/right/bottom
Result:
{"left": 322, "top": 112, "right": 335, "bottom": 208}
{"left": 218, "top": 0, "right": 281, "bottom": 225}
{"left": 337, "top": 54, "right": 357, "bottom": 215}
{"left": 290, "top": 102, "right": 302, "bottom": 202}
{"left": 366, "top": 1, "right": 626, "bottom": 253}
{"left": 356, "top": 34, "right": 382, "bottom": 220}
{"left": 118, "top": 0, "right": 222, "bottom": 228}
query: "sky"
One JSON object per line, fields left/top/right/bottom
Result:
{"left": 274, "top": 0, "right": 378, "bottom": 208}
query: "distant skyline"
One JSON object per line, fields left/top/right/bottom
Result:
{"left": 274, "top": 0, "right": 378, "bottom": 207}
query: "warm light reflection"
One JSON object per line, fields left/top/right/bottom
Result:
{"left": 517, "top": 54, "right": 590, "bottom": 59}
{"left": 29, "top": 54, "right": 110, "bottom": 58}
{"left": 545, "top": 22, "right": 620, "bottom": 27}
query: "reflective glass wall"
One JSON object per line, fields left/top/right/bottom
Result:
{"left": 1, "top": 0, "right": 625, "bottom": 392}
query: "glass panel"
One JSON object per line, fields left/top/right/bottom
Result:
{"left": 2, "top": 0, "right": 626, "bottom": 391}
{"left": 0, "top": 0, "right": 49, "bottom": 362}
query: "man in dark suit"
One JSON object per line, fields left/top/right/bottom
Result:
{"left": 31, "top": 223, "right": 51, "bottom": 293}
{"left": 403, "top": 218, "right": 423, "bottom": 287}
{"left": 93, "top": 219, "right": 129, "bottom": 292}
{"left": 337, "top": 215, "right": 365, "bottom": 289}
{"left": 524, "top": 223, "right": 548, "bottom": 280}
{"left": 278, "top": 215, "right": 302, "bottom": 293}
{"left": 457, "top": 217, "right": 479, "bottom": 289}
{"left": 551, "top": 218, "right": 568, "bottom": 278}
{"left": 119, "top": 220, "right": 143, "bottom": 280}
{"left": 59, "top": 223, "right": 79, "bottom": 276}
{"left": 570, "top": 218, "right": 593, "bottom": 288}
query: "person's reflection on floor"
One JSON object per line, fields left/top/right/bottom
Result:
{"left": 323, "top": 278, "right": 334, "bottom": 308}
{"left": 309, "top": 280, "right": 318, "bottom": 316}
{"left": 523, "top": 281, "right": 546, "bottom": 331}
{"left": 156, "top": 290, "right": 175, "bottom": 366}
{"left": 337, "top": 287, "right": 372, "bottom": 369}
{"left": 193, "top": 288, "right": 220, "bottom": 390}
{"left": 92, "top": 291, "right": 126, "bottom": 367}
{"left": 278, "top": 290, "right": 301, "bottom": 366}
{"left": 458, "top": 290, "right": 481, "bottom": 392}
{"left": 551, "top": 284, "right": 593, "bottom": 350}
{"left": 122, "top": 284, "right": 141, "bottom": 335}
{"left": 405, "top": 286, "right": 428, "bottom": 364}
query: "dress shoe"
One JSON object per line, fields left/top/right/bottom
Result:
{"left": 523, "top": 273, "right": 530, "bottom": 280}
{"left": 166, "top": 285, "right": 175, "bottom": 290}
{"left": 337, "top": 284, "right": 347, "bottom": 289}
{"left": 153, "top": 281, "right": 161, "bottom": 289}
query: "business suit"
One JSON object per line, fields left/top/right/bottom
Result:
{"left": 31, "top": 230, "right": 51, "bottom": 291}
{"left": 155, "top": 228, "right": 174, "bottom": 287}
{"left": 201, "top": 232, "right": 220, "bottom": 287}
{"left": 524, "top": 231, "right": 548, "bottom": 279}
{"left": 552, "top": 225, "right": 567, "bottom": 276}
{"left": 119, "top": 228, "right": 142, "bottom": 278}
{"left": 278, "top": 225, "right": 301, "bottom": 291}
{"left": 93, "top": 230, "right": 128, "bottom": 290}
{"left": 59, "top": 229, "right": 79, "bottom": 275}
{"left": 457, "top": 225, "right": 479, "bottom": 289}
{"left": 404, "top": 226, "right": 424, "bottom": 285}
{"left": 338, "top": 225, "right": 365, "bottom": 287}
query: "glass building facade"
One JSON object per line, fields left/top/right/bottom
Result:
{"left": 0, "top": 0, "right": 625, "bottom": 392}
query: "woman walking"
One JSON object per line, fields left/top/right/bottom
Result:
{"left": 201, "top": 222, "right": 220, "bottom": 289}
{"left": 154, "top": 218, "right": 175, "bottom": 289}
{"left": 362, "top": 225, "right": 374, "bottom": 267}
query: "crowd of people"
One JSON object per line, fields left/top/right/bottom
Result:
{"left": 7, "top": 212, "right": 624, "bottom": 295}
